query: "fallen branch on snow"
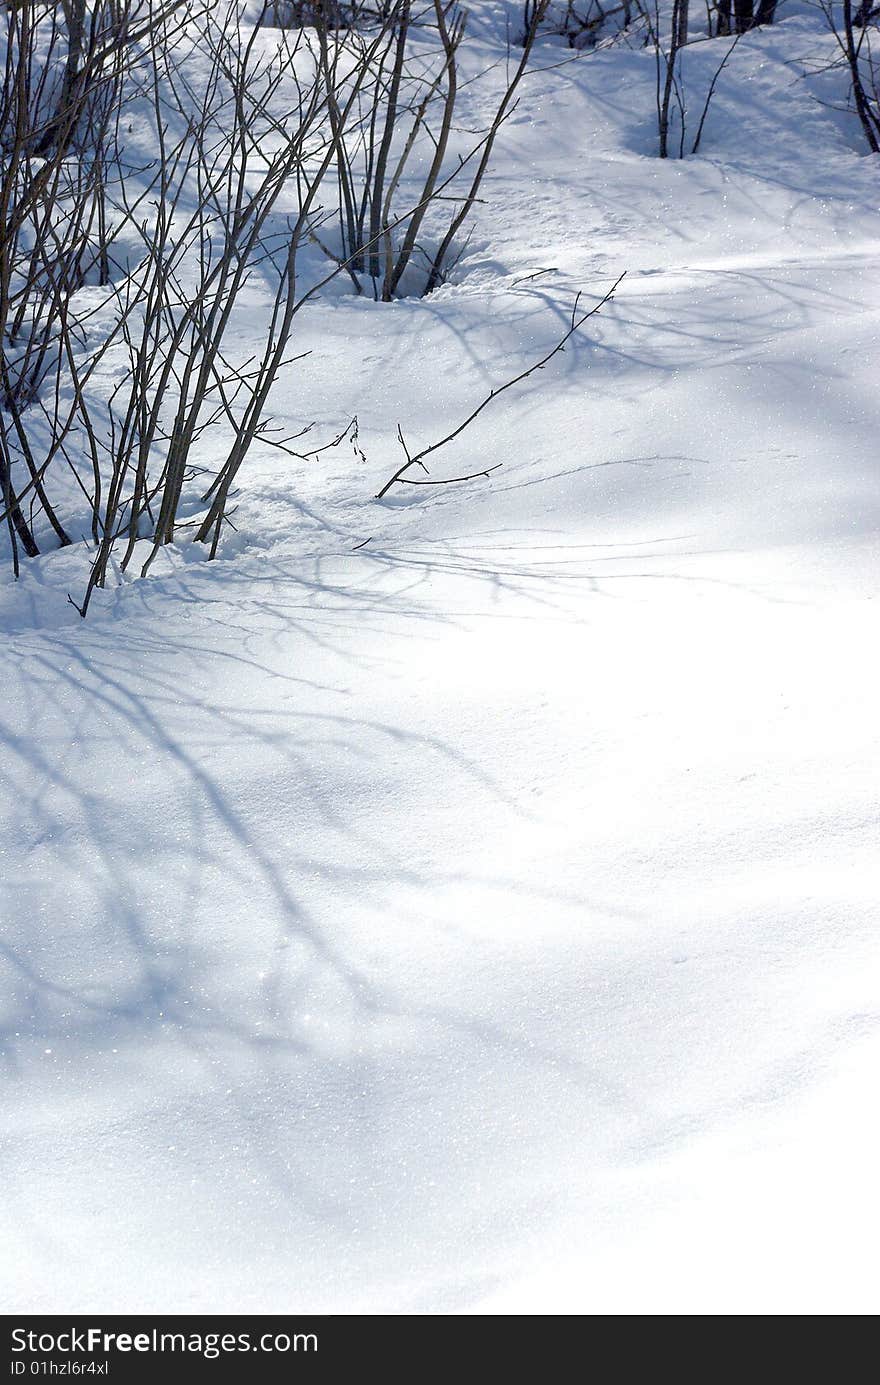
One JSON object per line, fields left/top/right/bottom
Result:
{"left": 375, "top": 272, "right": 626, "bottom": 500}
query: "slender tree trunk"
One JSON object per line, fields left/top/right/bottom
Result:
{"left": 843, "top": 0, "right": 880, "bottom": 151}
{"left": 36, "top": 0, "right": 87, "bottom": 154}
{"left": 675, "top": 0, "right": 689, "bottom": 47}
{"left": 733, "top": 0, "right": 753, "bottom": 33}
{"left": 0, "top": 453, "right": 40, "bottom": 566}
{"left": 368, "top": 2, "right": 409, "bottom": 280}
{"left": 658, "top": 0, "right": 685, "bottom": 158}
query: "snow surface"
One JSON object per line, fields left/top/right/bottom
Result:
{"left": 2, "top": 4, "right": 879, "bottom": 1314}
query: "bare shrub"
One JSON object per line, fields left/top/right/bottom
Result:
{"left": 1, "top": 1, "right": 191, "bottom": 569}
{"left": 0, "top": 2, "right": 388, "bottom": 603}
{"left": 819, "top": 0, "right": 880, "bottom": 152}
{"left": 1, "top": 0, "right": 614, "bottom": 612}
{"left": 302, "top": 0, "right": 554, "bottom": 300}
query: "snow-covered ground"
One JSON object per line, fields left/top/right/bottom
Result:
{"left": 2, "top": 3, "right": 879, "bottom": 1313}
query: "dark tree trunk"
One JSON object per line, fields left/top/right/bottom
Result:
{"left": 0, "top": 455, "right": 41, "bottom": 566}
{"left": 843, "top": 0, "right": 880, "bottom": 151}
{"left": 35, "top": 0, "right": 87, "bottom": 155}
{"left": 675, "top": 0, "right": 689, "bottom": 47}
{"left": 733, "top": 0, "right": 753, "bottom": 31}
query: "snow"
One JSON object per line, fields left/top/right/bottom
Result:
{"left": 2, "top": 4, "right": 879, "bottom": 1314}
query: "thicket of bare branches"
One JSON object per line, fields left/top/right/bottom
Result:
{"left": 1, "top": 0, "right": 564, "bottom": 611}
{"left": 1, "top": 1, "right": 192, "bottom": 567}
{"left": 14, "top": 2, "right": 864, "bottom": 615}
